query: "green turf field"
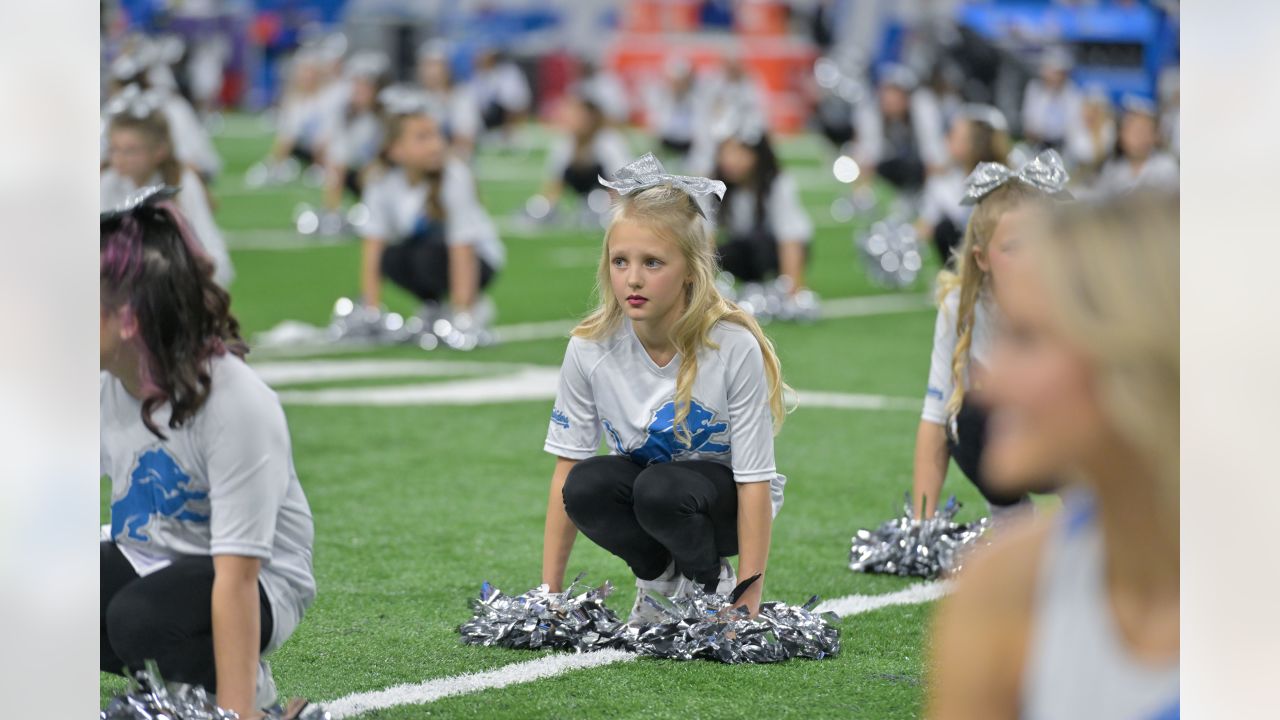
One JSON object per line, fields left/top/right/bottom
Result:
{"left": 101, "top": 114, "right": 994, "bottom": 718}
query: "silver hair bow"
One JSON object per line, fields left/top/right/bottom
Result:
{"left": 598, "top": 153, "right": 726, "bottom": 217}
{"left": 101, "top": 185, "right": 181, "bottom": 222}
{"left": 104, "top": 84, "right": 165, "bottom": 119}
{"left": 961, "top": 149, "right": 1071, "bottom": 205}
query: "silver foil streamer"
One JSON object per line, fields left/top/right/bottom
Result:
{"left": 619, "top": 577, "right": 840, "bottom": 664}
{"left": 458, "top": 573, "right": 627, "bottom": 653}
{"left": 849, "top": 494, "right": 989, "bottom": 579}
{"left": 100, "top": 660, "right": 331, "bottom": 720}
{"left": 459, "top": 574, "right": 840, "bottom": 664}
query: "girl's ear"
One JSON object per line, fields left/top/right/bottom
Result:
{"left": 973, "top": 243, "right": 991, "bottom": 273}
{"left": 117, "top": 306, "right": 140, "bottom": 341}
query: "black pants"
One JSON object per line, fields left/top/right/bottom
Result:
{"left": 562, "top": 456, "right": 738, "bottom": 591}
{"left": 933, "top": 216, "right": 963, "bottom": 268}
{"left": 381, "top": 227, "right": 496, "bottom": 304}
{"left": 877, "top": 156, "right": 925, "bottom": 192}
{"left": 948, "top": 398, "right": 1057, "bottom": 507}
{"left": 101, "top": 542, "right": 273, "bottom": 692}
{"left": 562, "top": 161, "right": 606, "bottom": 198}
{"left": 659, "top": 136, "right": 693, "bottom": 156}
{"left": 718, "top": 229, "right": 810, "bottom": 284}
{"left": 481, "top": 101, "right": 507, "bottom": 131}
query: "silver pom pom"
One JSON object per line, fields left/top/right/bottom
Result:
{"left": 459, "top": 573, "right": 627, "bottom": 652}
{"left": 849, "top": 494, "right": 990, "bottom": 579}
{"left": 101, "top": 661, "right": 330, "bottom": 720}
{"left": 855, "top": 219, "right": 924, "bottom": 289}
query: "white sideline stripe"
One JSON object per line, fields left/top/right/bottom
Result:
{"left": 815, "top": 581, "right": 952, "bottom": 616}
{"left": 324, "top": 649, "right": 637, "bottom": 719}
{"left": 274, "top": 367, "right": 561, "bottom": 406}
{"left": 795, "top": 390, "right": 919, "bottom": 412}
{"left": 322, "top": 583, "right": 945, "bottom": 718}
{"left": 250, "top": 359, "right": 530, "bottom": 386}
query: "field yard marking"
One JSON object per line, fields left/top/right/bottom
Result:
{"left": 250, "top": 359, "right": 530, "bottom": 386}
{"left": 795, "top": 390, "right": 920, "bottom": 412}
{"left": 274, "top": 367, "right": 561, "bottom": 406}
{"left": 815, "top": 581, "right": 952, "bottom": 616}
{"left": 323, "top": 649, "right": 637, "bottom": 720}
{"left": 320, "top": 583, "right": 946, "bottom": 718}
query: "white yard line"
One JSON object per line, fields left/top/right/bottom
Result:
{"left": 324, "top": 649, "right": 637, "bottom": 719}
{"left": 322, "top": 583, "right": 948, "bottom": 718}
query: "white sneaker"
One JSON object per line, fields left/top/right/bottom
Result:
{"left": 255, "top": 659, "right": 278, "bottom": 711}
{"left": 628, "top": 561, "right": 681, "bottom": 625}
{"left": 713, "top": 557, "right": 737, "bottom": 596}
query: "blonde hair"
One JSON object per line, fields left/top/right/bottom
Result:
{"left": 1033, "top": 191, "right": 1179, "bottom": 510}
{"left": 938, "top": 181, "right": 1045, "bottom": 422}
{"left": 574, "top": 185, "right": 791, "bottom": 441}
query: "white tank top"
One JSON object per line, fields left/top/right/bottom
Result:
{"left": 1022, "top": 495, "right": 1180, "bottom": 720}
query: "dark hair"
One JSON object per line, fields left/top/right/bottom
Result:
{"left": 109, "top": 110, "right": 184, "bottom": 186}
{"left": 571, "top": 95, "right": 606, "bottom": 153}
{"left": 962, "top": 117, "right": 1011, "bottom": 173}
{"left": 101, "top": 203, "right": 247, "bottom": 439}
{"left": 715, "top": 133, "right": 781, "bottom": 229}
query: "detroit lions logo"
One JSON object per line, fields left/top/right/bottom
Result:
{"left": 550, "top": 407, "right": 570, "bottom": 429}
{"left": 604, "top": 399, "right": 731, "bottom": 466}
{"left": 111, "top": 448, "right": 210, "bottom": 543}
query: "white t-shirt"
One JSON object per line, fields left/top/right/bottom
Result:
{"left": 1021, "top": 80, "right": 1083, "bottom": 144}
{"left": 923, "top": 287, "right": 997, "bottom": 425}
{"left": 360, "top": 159, "right": 506, "bottom": 270}
{"left": 852, "top": 90, "right": 948, "bottom": 169}
{"left": 424, "top": 86, "right": 482, "bottom": 142}
{"left": 100, "top": 167, "right": 235, "bottom": 288}
{"left": 582, "top": 71, "right": 630, "bottom": 124}
{"left": 545, "top": 320, "right": 786, "bottom": 516}
{"left": 544, "top": 128, "right": 631, "bottom": 180}
{"left": 278, "top": 91, "right": 338, "bottom": 151}
{"left": 162, "top": 92, "right": 221, "bottom": 178}
{"left": 723, "top": 173, "right": 814, "bottom": 243}
{"left": 100, "top": 355, "right": 317, "bottom": 653}
{"left": 919, "top": 166, "right": 971, "bottom": 228}
{"left": 327, "top": 111, "right": 383, "bottom": 170}
{"left": 471, "top": 63, "right": 531, "bottom": 113}
{"left": 1092, "top": 152, "right": 1179, "bottom": 197}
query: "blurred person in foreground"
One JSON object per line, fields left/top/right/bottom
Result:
{"left": 928, "top": 192, "right": 1179, "bottom": 720}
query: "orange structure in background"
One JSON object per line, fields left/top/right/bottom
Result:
{"left": 608, "top": 0, "right": 816, "bottom": 133}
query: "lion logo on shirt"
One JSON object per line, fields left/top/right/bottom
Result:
{"left": 603, "top": 399, "right": 730, "bottom": 466}
{"left": 111, "top": 448, "right": 210, "bottom": 543}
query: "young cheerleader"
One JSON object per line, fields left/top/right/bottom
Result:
{"left": 105, "top": 50, "right": 222, "bottom": 182}
{"left": 851, "top": 63, "right": 948, "bottom": 192}
{"left": 929, "top": 192, "right": 1178, "bottom": 720}
{"left": 912, "top": 150, "right": 1069, "bottom": 521}
{"left": 535, "top": 88, "right": 631, "bottom": 224}
{"left": 314, "top": 51, "right": 389, "bottom": 236}
{"left": 101, "top": 93, "right": 234, "bottom": 288}
{"left": 712, "top": 117, "right": 814, "bottom": 296}
{"left": 916, "top": 104, "right": 1012, "bottom": 266}
{"left": 1019, "top": 47, "right": 1082, "bottom": 152}
{"left": 100, "top": 188, "right": 317, "bottom": 719}
{"left": 358, "top": 98, "right": 505, "bottom": 331}
{"left": 1092, "top": 96, "right": 1180, "bottom": 197}
{"left": 541, "top": 154, "right": 789, "bottom": 622}
{"left": 471, "top": 48, "right": 532, "bottom": 146}
{"left": 416, "top": 42, "right": 483, "bottom": 161}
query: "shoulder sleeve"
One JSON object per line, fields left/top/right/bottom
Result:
{"left": 767, "top": 174, "right": 813, "bottom": 243}
{"left": 201, "top": 363, "right": 292, "bottom": 560}
{"left": 442, "top": 163, "right": 491, "bottom": 248}
{"left": 544, "top": 338, "right": 602, "bottom": 459}
{"left": 450, "top": 92, "right": 482, "bottom": 140}
{"left": 724, "top": 330, "right": 777, "bottom": 484}
{"left": 923, "top": 291, "right": 959, "bottom": 425}
{"left": 544, "top": 136, "right": 573, "bottom": 177}
{"left": 360, "top": 172, "right": 391, "bottom": 239}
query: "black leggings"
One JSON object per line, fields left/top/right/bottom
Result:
{"left": 717, "top": 230, "right": 810, "bottom": 284}
{"left": 932, "top": 216, "right": 963, "bottom": 269}
{"left": 562, "top": 456, "right": 738, "bottom": 592}
{"left": 562, "top": 161, "right": 606, "bottom": 197}
{"left": 381, "top": 227, "right": 497, "bottom": 304}
{"left": 101, "top": 542, "right": 273, "bottom": 692}
{"left": 948, "top": 398, "right": 1058, "bottom": 507}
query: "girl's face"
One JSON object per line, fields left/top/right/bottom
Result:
{"left": 350, "top": 76, "right": 377, "bottom": 112}
{"left": 974, "top": 206, "right": 1031, "bottom": 294}
{"left": 388, "top": 115, "right": 446, "bottom": 172}
{"left": 879, "top": 85, "right": 909, "bottom": 120}
{"left": 108, "top": 128, "right": 165, "bottom": 185}
{"left": 1120, "top": 112, "right": 1158, "bottom": 160}
{"left": 946, "top": 118, "right": 972, "bottom": 165}
{"left": 561, "top": 98, "right": 596, "bottom": 136}
{"left": 982, "top": 256, "right": 1106, "bottom": 489}
{"left": 717, "top": 139, "right": 756, "bottom": 184}
{"left": 417, "top": 58, "right": 449, "bottom": 91}
{"left": 99, "top": 300, "right": 134, "bottom": 372}
{"left": 608, "top": 219, "right": 690, "bottom": 330}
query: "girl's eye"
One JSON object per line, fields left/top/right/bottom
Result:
{"left": 611, "top": 257, "right": 626, "bottom": 268}
{"left": 644, "top": 258, "right": 663, "bottom": 268}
